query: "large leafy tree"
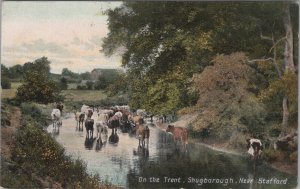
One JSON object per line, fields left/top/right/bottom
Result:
{"left": 190, "top": 53, "right": 266, "bottom": 140}
{"left": 102, "top": 2, "right": 277, "bottom": 113}
{"left": 102, "top": 2, "right": 298, "bottom": 126}
{"left": 16, "top": 57, "right": 62, "bottom": 104}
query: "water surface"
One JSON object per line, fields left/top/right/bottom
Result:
{"left": 47, "top": 113, "right": 297, "bottom": 189}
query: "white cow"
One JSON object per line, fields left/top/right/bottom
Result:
{"left": 51, "top": 109, "right": 61, "bottom": 129}
{"left": 81, "top": 104, "right": 93, "bottom": 118}
{"left": 246, "top": 138, "right": 263, "bottom": 160}
{"left": 96, "top": 113, "right": 109, "bottom": 141}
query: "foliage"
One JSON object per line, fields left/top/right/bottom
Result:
{"left": 1, "top": 103, "right": 11, "bottom": 127}
{"left": 77, "top": 85, "right": 87, "bottom": 90}
{"left": 86, "top": 81, "right": 94, "bottom": 90}
{"left": 58, "top": 77, "right": 68, "bottom": 90}
{"left": 102, "top": 2, "right": 298, "bottom": 116}
{"left": 20, "top": 103, "right": 50, "bottom": 127}
{"left": 16, "top": 71, "right": 63, "bottom": 104}
{"left": 259, "top": 71, "right": 298, "bottom": 118}
{"left": 94, "top": 75, "right": 108, "bottom": 90}
{"left": 263, "top": 149, "right": 286, "bottom": 162}
{"left": 22, "top": 57, "right": 51, "bottom": 75}
{"left": 62, "top": 68, "right": 77, "bottom": 78}
{"left": 189, "top": 53, "right": 266, "bottom": 139}
{"left": 1, "top": 76, "right": 11, "bottom": 89}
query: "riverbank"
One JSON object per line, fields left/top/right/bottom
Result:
{"left": 154, "top": 114, "right": 298, "bottom": 176}
{"left": 0, "top": 102, "right": 120, "bottom": 189}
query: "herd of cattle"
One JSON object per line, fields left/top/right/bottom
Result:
{"left": 50, "top": 104, "right": 185, "bottom": 149}
{"left": 50, "top": 103, "right": 263, "bottom": 160}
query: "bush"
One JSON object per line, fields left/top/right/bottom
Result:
{"left": 289, "top": 152, "right": 297, "bottom": 162}
{"left": 263, "top": 149, "right": 286, "bottom": 162}
{"left": 1, "top": 103, "right": 11, "bottom": 127}
{"left": 16, "top": 71, "right": 63, "bottom": 104}
{"left": 20, "top": 103, "right": 49, "bottom": 128}
{"left": 77, "top": 85, "right": 87, "bottom": 90}
{"left": 1, "top": 77, "right": 11, "bottom": 89}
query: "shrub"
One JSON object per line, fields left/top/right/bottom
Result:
{"left": 1, "top": 76, "right": 11, "bottom": 89}
{"left": 1, "top": 103, "right": 11, "bottom": 127}
{"left": 16, "top": 71, "right": 63, "bottom": 104}
{"left": 263, "top": 149, "right": 286, "bottom": 162}
{"left": 289, "top": 152, "right": 297, "bottom": 162}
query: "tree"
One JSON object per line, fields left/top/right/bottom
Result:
{"left": 16, "top": 61, "right": 62, "bottom": 104}
{"left": 255, "top": 3, "right": 298, "bottom": 132}
{"left": 86, "top": 81, "right": 94, "bottom": 90}
{"left": 102, "top": 2, "right": 283, "bottom": 113}
{"left": 190, "top": 53, "right": 266, "bottom": 140}
{"left": 79, "top": 72, "right": 91, "bottom": 80}
{"left": 9, "top": 64, "right": 23, "bottom": 79}
{"left": 59, "top": 77, "right": 68, "bottom": 90}
{"left": 1, "top": 77, "right": 11, "bottom": 89}
{"left": 94, "top": 75, "right": 108, "bottom": 90}
{"left": 62, "top": 68, "right": 77, "bottom": 78}
{"left": 23, "top": 57, "right": 50, "bottom": 75}
{"left": 1, "top": 65, "right": 11, "bottom": 89}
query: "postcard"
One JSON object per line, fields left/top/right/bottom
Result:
{"left": 1, "top": 1, "right": 298, "bottom": 189}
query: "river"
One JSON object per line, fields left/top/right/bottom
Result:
{"left": 47, "top": 113, "right": 297, "bottom": 189}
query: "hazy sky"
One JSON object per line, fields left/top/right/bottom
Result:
{"left": 1, "top": 1, "right": 122, "bottom": 74}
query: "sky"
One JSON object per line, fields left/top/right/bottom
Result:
{"left": 1, "top": 1, "right": 123, "bottom": 74}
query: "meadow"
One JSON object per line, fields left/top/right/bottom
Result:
{"left": 1, "top": 82, "right": 21, "bottom": 99}
{"left": 1, "top": 82, "right": 107, "bottom": 102}
{"left": 62, "top": 90, "right": 107, "bottom": 102}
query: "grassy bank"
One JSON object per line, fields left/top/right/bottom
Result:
{"left": 0, "top": 101, "right": 118, "bottom": 188}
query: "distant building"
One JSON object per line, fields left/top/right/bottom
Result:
{"left": 90, "top": 69, "right": 103, "bottom": 81}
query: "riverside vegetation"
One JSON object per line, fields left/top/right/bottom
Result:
{"left": 0, "top": 100, "right": 119, "bottom": 189}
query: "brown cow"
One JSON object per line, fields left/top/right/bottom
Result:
{"left": 128, "top": 115, "right": 144, "bottom": 125}
{"left": 135, "top": 124, "right": 150, "bottom": 147}
{"left": 166, "top": 125, "right": 188, "bottom": 149}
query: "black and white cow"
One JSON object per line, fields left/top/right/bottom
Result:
{"left": 246, "top": 138, "right": 263, "bottom": 160}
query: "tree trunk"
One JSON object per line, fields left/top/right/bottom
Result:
{"left": 282, "top": 95, "right": 289, "bottom": 128}
{"left": 281, "top": 3, "right": 295, "bottom": 130}
{"left": 283, "top": 3, "right": 295, "bottom": 72}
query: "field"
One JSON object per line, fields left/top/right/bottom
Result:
{"left": 1, "top": 82, "right": 21, "bottom": 99}
{"left": 62, "top": 90, "right": 107, "bottom": 102}
{"left": 1, "top": 82, "right": 107, "bottom": 102}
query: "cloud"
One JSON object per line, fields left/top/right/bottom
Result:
{"left": 22, "top": 39, "right": 71, "bottom": 56}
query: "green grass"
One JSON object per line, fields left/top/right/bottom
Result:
{"left": 62, "top": 90, "right": 107, "bottom": 102}
{"left": 1, "top": 89, "right": 17, "bottom": 99}
{"left": 11, "top": 82, "right": 22, "bottom": 89}
{"left": 1, "top": 82, "right": 21, "bottom": 99}
{"left": 1, "top": 81, "right": 107, "bottom": 102}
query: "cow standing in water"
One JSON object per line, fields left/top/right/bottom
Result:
{"left": 246, "top": 138, "right": 263, "bottom": 161}
{"left": 85, "top": 114, "right": 94, "bottom": 139}
{"left": 166, "top": 125, "right": 188, "bottom": 149}
{"left": 56, "top": 103, "right": 64, "bottom": 115}
{"left": 135, "top": 123, "right": 150, "bottom": 147}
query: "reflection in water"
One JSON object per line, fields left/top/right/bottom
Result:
{"left": 51, "top": 125, "right": 60, "bottom": 137}
{"left": 48, "top": 114, "right": 297, "bottom": 189}
{"left": 109, "top": 130, "right": 119, "bottom": 144}
{"left": 84, "top": 137, "right": 96, "bottom": 150}
{"left": 133, "top": 145, "right": 149, "bottom": 159}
